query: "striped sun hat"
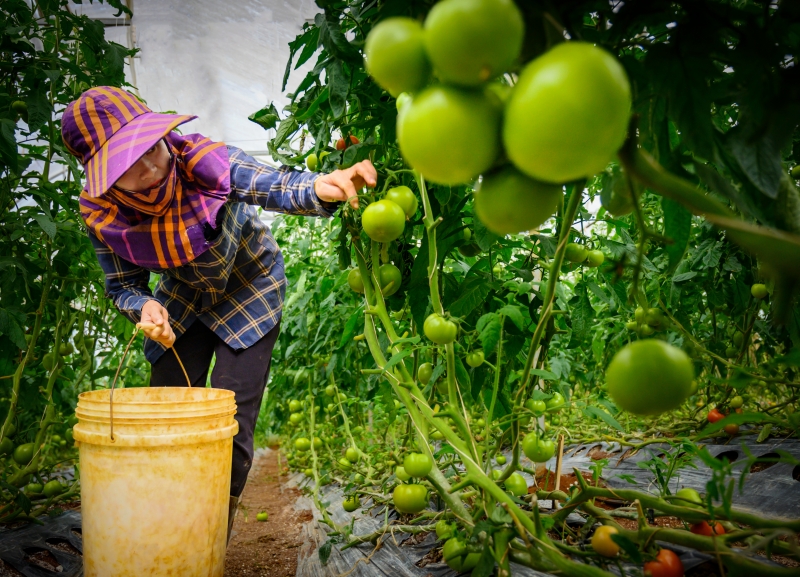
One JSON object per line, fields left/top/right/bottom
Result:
{"left": 61, "top": 86, "right": 196, "bottom": 198}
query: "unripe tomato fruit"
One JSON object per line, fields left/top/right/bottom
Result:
{"left": 305, "top": 153, "right": 318, "bottom": 172}
{"left": 417, "top": 362, "right": 434, "bottom": 384}
{"left": 393, "top": 483, "right": 428, "bottom": 513}
{"left": 423, "top": 314, "right": 457, "bottom": 344}
{"left": 729, "top": 396, "right": 743, "bottom": 409}
{"left": 442, "top": 537, "right": 481, "bottom": 572}
{"left": 564, "top": 243, "right": 588, "bottom": 263}
{"left": 585, "top": 250, "right": 605, "bottom": 268}
{"left": 362, "top": 199, "right": 406, "bottom": 243}
{"left": 395, "top": 465, "right": 412, "bottom": 482}
{"left": 504, "top": 472, "right": 528, "bottom": 496}
{"left": 345, "top": 447, "right": 359, "bottom": 463}
{"left": 295, "top": 437, "right": 311, "bottom": 452}
{"left": 503, "top": 42, "right": 631, "bottom": 184}
{"left": 751, "top": 283, "right": 768, "bottom": 299}
{"left": 13, "top": 442, "right": 35, "bottom": 466}
{"left": 343, "top": 495, "right": 361, "bottom": 512}
{"left": 338, "top": 457, "right": 353, "bottom": 470}
{"left": 59, "top": 342, "right": 74, "bottom": 356}
{"left": 606, "top": 340, "right": 694, "bottom": 416}
{"left": 364, "top": 17, "right": 430, "bottom": 97}
{"left": 676, "top": 487, "right": 703, "bottom": 507}
{"left": 496, "top": 454, "right": 507, "bottom": 465}
{"left": 690, "top": 521, "right": 725, "bottom": 536}
{"left": 313, "top": 437, "right": 323, "bottom": 450}
{"left": 288, "top": 399, "right": 302, "bottom": 413}
{"left": 256, "top": 511, "right": 269, "bottom": 521}
{"left": 435, "top": 519, "right": 455, "bottom": 540}
{"left": 522, "top": 434, "right": 555, "bottom": 462}
{"left": 304, "top": 468, "right": 313, "bottom": 477}
{"left": 347, "top": 268, "right": 365, "bottom": 293}
{"left": 403, "top": 453, "right": 433, "bottom": 477}
{"left": 0, "top": 437, "right": 13, "bottom": 455}
{"left": 474, "top": 166, "right": 562, "bottom": 235}
{"left": 643, "top": 548, "right": 684, "bottom": 577}
{"left": 546, "top": 392, "right": 565, "bottom": 411}
{"left": 466, "top": 351, "right": 484, "bottom": 367}
{"left": 592, "top": 525, "right": 620, "bottom": 557}
{"left": 524, "top": 398, "right": 547, "bottom": 416}
{"left": 430, "top": 430, "right": 444, "bottom": 441}
{"left": 423, "top": 0, "right": 523, "bottom": 87}
{"left": 43, "top": 480, "right": 64, "bottom": 498}
{"left": 397, "top": 84, "right": 501, "bottom": 186}
{"left": 26, "top": 482, "right": 43, "bottom": 494}
{"left": 378, "top": 264, "right": 402, "bottom": 297}
{"left": 385, "top": 186, "right": 418, "bottom": 218}
{"left": 707, "top": 408, "right": 725, "bottom": 423}
{"left": 325, "top": 384, "right": 336, "bottom": 397}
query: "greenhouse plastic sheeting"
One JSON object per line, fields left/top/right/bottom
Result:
{"left": 0, "top": 511, "right": 82, "bottom": 577}
{"left": 541, "top": 438, "right": 800, "bottom": 518}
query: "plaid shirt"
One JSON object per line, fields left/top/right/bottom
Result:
{"left": 89, "top": 146, "right": 337, "bottom": 363}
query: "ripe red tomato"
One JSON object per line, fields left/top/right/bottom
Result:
{"left": 723, "top": 423, "right": 740, "bottom": 436}
{"left": 335, "top": 135, "right": 359, "bottom": 150}
{"left": 689, "top": 521, "right": 725, "bottom": 536}
{"left": 643, "top": 548, "right": 684, "bottom": 577}
{"left": 707, "top": 408, "right": 725, "bottom": 423}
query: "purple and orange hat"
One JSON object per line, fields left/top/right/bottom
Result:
{"left": 61, "top": 86, "right": 196, "bottom": 197}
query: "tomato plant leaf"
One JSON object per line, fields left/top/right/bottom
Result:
{"left": 581, "top": 406, "right": 624, "bottom": 432}
{"left": 529, "top": 369, "right": 557, "bottom": 381}
{"left": 32, "top": 213, "right": 56, "bottom": 240}
{"left": 0, "top": 119, "right": 18, "bottom": 173}
{"left": 498, "top": 305, "right": 524, "bottom": 330}
{"left": 384, "top": 349, "right": 413, "bottom": 372}
{"left": 338, "top": 309, "right": 362, "bottom": 349}
{"left": 662, "top": 197, "right": 692, "bottom": 272}
{"left": 610, "top": 533, "right": 642, "bottom": 563}
{"left": 477, "top": 313, "right": 501, "bottom": 353}
{"left": 672, "top": 271, "right": 697, "bottom": 283}
{"left": 473, "top": 218, "right": 499, "bottom": 251}
{"left": 327, "top": 61, "right": 348, "bottom": 119}
{"left": 0, "top": 308, "right": 26, "bottom": 350}
{"left": 248, "top": 103, "right": 281, "bottom": 131}
{"left": 471, "top": 546, "right": 495, "bottom": 577}
{"left": 450, "top": 276, "right": 491, "bottom": 318}
{"left": 727, "top": 123, "right": 784, "bottom": 200}
{"left": 567, "top": 286, "right": 593, "bottom": 349}
{"left": 454, "top": 355, "right": 471, "bottom": 398}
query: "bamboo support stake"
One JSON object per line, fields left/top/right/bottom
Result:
{"left": 554, "top": 434, "right": 565, "bottom": 493}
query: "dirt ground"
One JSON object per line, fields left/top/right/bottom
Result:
{"left": 224, "top": 448, "right": 312, "bottom": 577}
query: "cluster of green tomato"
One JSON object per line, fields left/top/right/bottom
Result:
{"left": 364, "top": 0, "right": 632, "bottom": 236}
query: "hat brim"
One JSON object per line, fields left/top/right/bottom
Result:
{"left": 83, "top": 112, "right": 197, "bottom": 198}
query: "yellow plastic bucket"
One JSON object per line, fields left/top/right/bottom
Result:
{"left": 73, "top": 387, "right": 239, "bottom": 577}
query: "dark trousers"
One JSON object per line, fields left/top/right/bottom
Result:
{"left": 150, "top": 319, "right": 279, "bottom": 497}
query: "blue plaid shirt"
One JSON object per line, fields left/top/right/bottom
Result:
{"left": 89, "top": 146, "right": 338, "bottom": 363}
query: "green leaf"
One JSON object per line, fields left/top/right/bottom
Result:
{"left": 727, "top": 123, "right": 783, "bottom": 200}
{"left": 610, "top": 533, "right": 642, "bottom": 563}
{"left": 471, "top": 546, "right": 495, "bottom": 577}
{"left": 672, "top": 271, "right": 697, "bottom": 283}
{"left": 586, "top": 280, "right": 613, "bottom": 307}
{"left": 25, "top": 85, "right": 51, "bottom": 134}
{"left": 384, "top": 349, "right": 413, "bottom": 372}
{"left": 338, "top": 309, "right": 362, "bottom": 349}
{"left": 477, "top": 312, "right": 501, "bottom": 353}
{"left": 450, "top": 276, "right": 491, "bottom": 318}
{"left": 327, "top": 61, "right": 349, "bottom": 120}
{"left": 498, "top": 305, "right": 524, "bottom": 330}
{"left": 582, "top": 406, "right": 624, "bottom": 432}
{"left": 0, "top": 308, "right": 26, "bottom": 350}
{"left": 274, "top": 116, "right": 298, "bottom": 148}
{"left": 32, "top": 213, "right": 56, "bottom": 239}
{"left": 315, "top": 11, "right": 359, "bottom": 62}
{"left": 454, "top": 355, "right": 471, "bottom": 397}
{"left": 284, "top": 271, "right": 307, "bottom": 309}
{"left": 248, "top": 103, "right": 280, "bottom": 131}
{"left": 567, "top": 285, "right": 593, "bottom": 349}
{"left": 529, "top": 369, "right": 557, "bottom": 381}
{"left": 296, "top": 87, "right": 330, "bottom": 122}
{"left": 473, "top": 217, "right": 500, "bottom": 251}
{"left": 0, "top": 119, "right": 18, "bottom": 173}
{"left": 318, "top": 540, "right": 333, "bottom": 566}
{"left": 662, "top": 197, "right": 691, "bottom": 272}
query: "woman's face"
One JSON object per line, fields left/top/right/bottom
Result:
{"left": 114, "top": 139, "right": 171, "bottom": 193}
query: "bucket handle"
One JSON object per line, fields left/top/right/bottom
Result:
{"left": 107, "top": 323, "right": 192, "bottom": 441}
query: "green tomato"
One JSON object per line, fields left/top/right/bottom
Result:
{"left": 12, "top": 442, "right": 35, "bottom": 466}
{"left": 430, "top": 430, "right": 444, "bottom": 441}
{"left": 606, "top": 340, "right": 694, "bottom": 416}
{"left": 751, "top": 283, "right": 768, "bottom": 299}
{"left": 522, "top": 434, "right": 556, "bottom": 462}
{"left": 395, "top": 465, "right": 412, "bottom": 482}
{"left": 379, "top": 263, "right": 403, "bottom": 297}
{"left": 503, "top": 42, "right": 631, "bottom": 183}
{"left": 676, "top": 487, "right": 703, "bottom": 507}
{"left": 289, "top": 412, "right": 303, "bottom": 425}
{"left": 288, "top": 399, "right": 302, "bottom": 413}
{"left": 465, "top": 351, "right": 484, "bottom": 368}
{"left": 435, "top": 519, "right": 455, "bottom": 540}
{"left": 546, "top": 392, "right": 565, "bottom": 412}
{"left": 495, "top": 454, "right": 507, "bottom": 465}
{"left": 303, "top": 468, "right": 313, "bottom": 477}
{"left": 343, "top": 495, "right": 361, "bottom": 513}
{"left": 345, "top": 447, "right": 359, "bottom": 463}
{"left": 338, "top": 457, "right": 353, "bottom": 471}
{"left": 524, "top": 398, "right": 547, "bottom": 416}
{"left": 442, "top": 537, "right": 481, "bottom": 572}
{"left": 295, "top": 437, "right": 311, "bottom": 452}
{"left": 392, "top": 483, "right": 428, "bottom": 514}
{"left": 504, "top": 472, "right": 528, "bottom": 497}
{"left": 42, "top": 480, "right": 64, "bottom": 498}
{"left": 564, "top": 243, "right": 588, "bottom": 263}
{"left": 729, "top": 396, "right": 744, "bottom": 409}
{"left": 417, "top": 362, "right": 434, "bottom": 384}
{"left": 256, "top": 511, "right": 269, "bottom": 521}
{"left": 585, "top": 250, "right": 605, "bottom": 268}
{"left": 364, "top": 18, "right": 430, "bottom": 97}
{"left": 348, "top": 268, "right": 365, "bottom": 293}
{"left": 385, "top": 186, "right": 418, "bottom": 218}
{"left": 423, "top": 314, "right": 458, "bottom": 344}
{"left": 305, "top": 153, "right": 318, "bottom": 172}
{"left": 403, "top": 453, "right": 433, "bottom": 477}
{"left": 362, "top": 199, "right": 406, "bottom": 243}
{"left": 325, "top": 384, "right": 336, "bottom": 397}
{"left": 25, "top": 482, "right": 43, "bottom": 494}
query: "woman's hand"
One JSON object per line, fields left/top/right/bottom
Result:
{"left": 139, "top": 300, "right": 176, "bottom": 347}
{"left": 314, "top": 159, "right": 377, "bottom": 209}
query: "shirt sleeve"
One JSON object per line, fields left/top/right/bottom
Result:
{"left": 89, "top": 232, "right": 157, "bottom": 323}
{"left": 226, "top": 146, "right": 340, "bottom": 218}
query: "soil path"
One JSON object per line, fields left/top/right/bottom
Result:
{"left": 224, "top": 448, "right": 312, "bottom": 577}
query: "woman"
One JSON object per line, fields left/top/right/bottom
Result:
{"left": 61, "top": 86, "right": 376, "bottom": 542}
